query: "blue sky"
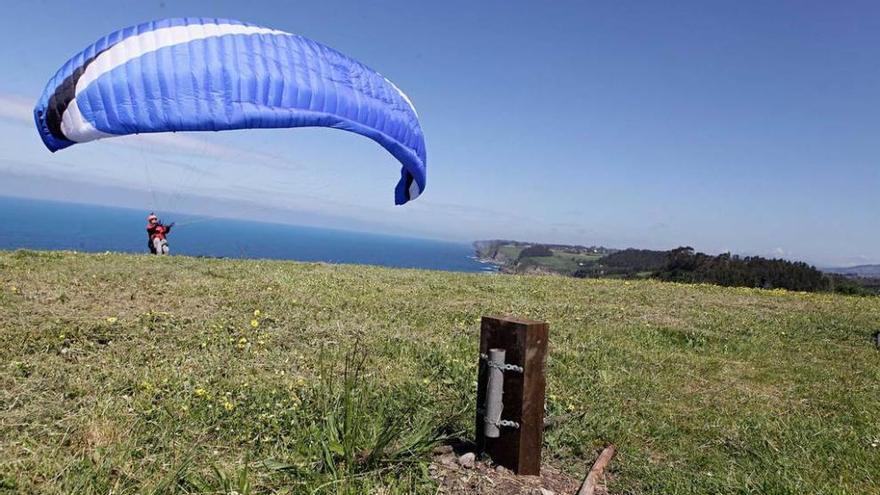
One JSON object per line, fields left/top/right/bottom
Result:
{"left": 0, "top": 0, "right": 876, "bottom": 266}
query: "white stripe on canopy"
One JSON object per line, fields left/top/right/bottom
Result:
{"left": 61, "top": 22, "right": 288, "bottom": 143}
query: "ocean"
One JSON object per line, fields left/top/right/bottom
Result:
{"left": 0, "top": 196, "right": 495, "bottom": 273}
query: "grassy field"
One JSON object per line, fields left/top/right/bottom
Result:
{"left": 520, "top": 250, "right": 603, "bottom": 275}
{"left": 1, "top": 250, "right": 879, "bottom": 494}
{"left": 490, "top": 244, "right": 602, "bottom": 275}
{"left": 496, "top": 244, "right": 524, "bottom": 261}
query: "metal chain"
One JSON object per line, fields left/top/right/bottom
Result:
{"left": 477, "top": 407, "right": 566, "bottom": 429}
{"left": 483, "top": 417, "right": 521, "bottom": 429}
{"left": 487, "top": 361, "right": 524, "bottom": 373}
{"left": 479, "top": 353, "right": 524, "bottom": 373}
{"left": 477, "top": 408, "right": 521, "bottom": 429}
{"left": 496, "top": 419, "right": 520, "bottom": 429}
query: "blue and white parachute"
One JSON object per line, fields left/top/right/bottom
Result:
{"left": 34, "top": 18, "right": 426, "bottom": 204}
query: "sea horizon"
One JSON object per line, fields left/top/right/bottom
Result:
{"left": 0, "top": 195, "right": 495, "bottom": 273}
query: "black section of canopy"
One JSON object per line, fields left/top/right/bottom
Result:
{"left": 45, "top": 48, "right": 109, "bottom": 141}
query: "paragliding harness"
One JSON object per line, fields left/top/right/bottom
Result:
{"left": 146, "top": 215, "right": 174, "bottom": 255}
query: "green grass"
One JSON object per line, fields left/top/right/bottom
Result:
{"left": 2, "top": 250, "right": 879, "bottom": 494}
{"left": 497, "top": 244, "right": 524, "bottom": 260}
{"left": 520, "top": 250, "right": 603, "bottom": 274}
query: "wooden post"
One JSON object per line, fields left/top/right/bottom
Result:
{"left": 475, "top": 316, "right": 549, "bottom": 475}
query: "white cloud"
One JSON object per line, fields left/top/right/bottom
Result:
{"left": 0, "top": 94, "right": 33, "bottom": 125}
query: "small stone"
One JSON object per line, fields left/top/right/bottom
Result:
{"left": 438, "top": 453, "right": 458, "bottom": 468}
{"left": 495, "top": 465, "right": 510, "bottom": 474}
{"left": 432, "top": 445, "right": 453, "bottom": 455}
{"left": 540, "top": 489, "right": 555, "bottom": 495}
{"left": 457, "top": 452, "right": 476, "bottom": 468}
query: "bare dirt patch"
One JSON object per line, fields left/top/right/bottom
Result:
{"left": 428, "top": 444, "right": 590, "bottom": 495}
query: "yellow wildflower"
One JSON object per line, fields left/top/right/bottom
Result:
{"left": 253, "top": 309, "right": 261, "bottom": 317}
{"left": 195, "top": 387, "right": 207, "bottom": 397}
{"left": 106, "top": 317, "right": 118, "bottom": 324}
{"left": 250, "top": 319, "right": 259, "bottom": 328}
{"left": 223, "top": 399, "right": 234, "bottom": 411}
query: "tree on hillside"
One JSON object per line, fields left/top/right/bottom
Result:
{"left": 518, "top": 245, "right": 553, "bottom": 259}
{"left": 599, "top": 248, "right": 669, "bottom": 271}
{"left": 654, "top": 247, "right": 830, "bottom": 292}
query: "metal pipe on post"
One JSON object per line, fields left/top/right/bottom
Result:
{"left": 484, "top": 348, "right": 505, "bottom": 439}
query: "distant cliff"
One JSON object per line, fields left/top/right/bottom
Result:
{"left": 473, "top": 240, "right": 614, "bottom": 275}
{"left": 473, "top": 240, "right": 878, "bottom": 295}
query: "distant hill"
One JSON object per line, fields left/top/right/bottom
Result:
{"left": 574, "top": 248, "right": 669, "bottom": 278}
{"left": 823, "top": 265, "right": 880, "bottom": 278}
{"left": 475, "top": 240, "right": 878, "bottom": 295}
{"left": 473, "top": 240, "right": 615, "bottom": 274}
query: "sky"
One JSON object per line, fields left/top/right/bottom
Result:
{"left": 0, "top": 0, "right": 877, "bottom": 267}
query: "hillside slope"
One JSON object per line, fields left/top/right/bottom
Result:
{"left": 1, "top": 250, "right": 879, "bottom": 494}
{"left": 825, "top": 264, "right": 880, "bottom": 278}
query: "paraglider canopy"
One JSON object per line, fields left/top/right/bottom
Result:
{"left": 34, "top": 18, "right": 426, "bottom": 205}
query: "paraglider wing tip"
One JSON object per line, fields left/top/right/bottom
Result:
{"left": 33, "top": 105, "right": 71, "bottom": 153}
{"left": 394, "top": 169, "right": 425, "bottom": 205}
